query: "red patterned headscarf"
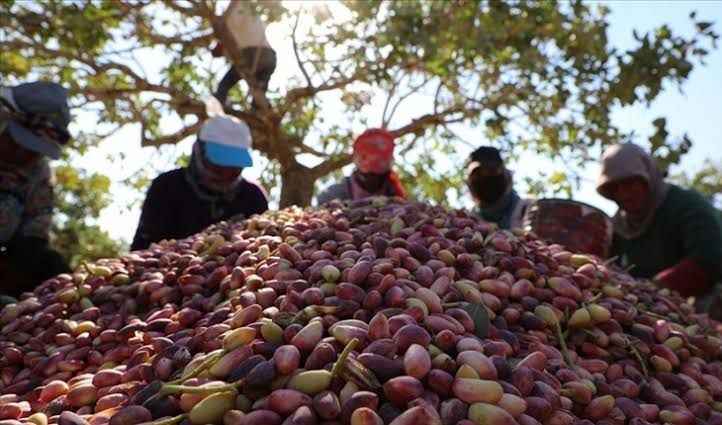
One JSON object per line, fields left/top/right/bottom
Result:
{"left": 353, "top": 129, "right": 395, "bottom": 174}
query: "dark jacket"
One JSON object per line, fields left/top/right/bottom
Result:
{"left": 0, "top": 158, "right": 69, "bottom": 298}
{"left": 0, "top": 158, "right": 53, "bottom": 243}
{"left": 131, "top": 169, "right": 268, "bottom": 250}
{"left": 612, "top": 184, "right": 722, "bottom": 296}
{"left": 475, "top": 190, "right": 532, "bottom": 230}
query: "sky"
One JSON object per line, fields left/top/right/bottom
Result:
{"left": 69, "top": 0, "right": 722, "bottom": 244}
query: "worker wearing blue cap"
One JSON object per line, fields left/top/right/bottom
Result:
{"left": 131, "top": 115, "right": 268, "bottom": 250}
{"left": 0, "top": 81, "right": 72, "bottom": 301}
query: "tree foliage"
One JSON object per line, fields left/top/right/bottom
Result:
{"left": 670, "top": 160, "right": 722, "bottom": 209}
{"left": 51, "top": 161, "right": 123, "bottom": 268}
{"left": 0, "top": 0, "right": 718, "bottom": 261}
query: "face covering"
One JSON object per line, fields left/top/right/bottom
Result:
{"left": 354, "top": 171, "right": 390, "bottom": 193}
{"left": 468, "top": 170, "right": 508, "bottom": 205}
{"left": 186, "top": 141, "right": 244, "bottom": 201}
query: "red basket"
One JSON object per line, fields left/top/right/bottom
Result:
{"left": 523, "top": 198, "right": 613, "bottom": 258}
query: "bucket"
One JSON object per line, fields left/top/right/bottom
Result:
{"left": 523, "top": 198, "right": 613, "bottom": 258}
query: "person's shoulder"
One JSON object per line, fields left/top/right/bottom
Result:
{"left": 662, "top": 184, "right": 718, "bottom": 218}
{"left": 666, "top": 184, "right": 712, "bottom": 207}
{"left": 238, "top": 179, "right": 268, "bottom": 201}
{"left": 34, "top": 158, "right": 51, "bottom": 180}
{"left": 516, "top": 196, "right": 535, "bottom": 214}
{"left": 153, "top": 168, "right": 185, "bottom": 184}
{"left": 317, "top": 181, "right": 349, "bottom": 204}
{"left": 148, "top": 168, "right": 187, "bottom": 192}
{"left": 320, "top": 181, "right": 346, "bottom": 193}
{"left": 519, "top": 196, "right": 535, "bottom": 207}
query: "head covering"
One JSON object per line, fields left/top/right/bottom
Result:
{"left": 184, "top": 140, "right": 244, "bottom": 212}
{"left": 353, "top": 129, "right": 395, "bottom": 174}
{"left": 466, "top": 146, "right": 510, "bottom": 203}
{"left": 468, "top": 146, "right": 504, "bottom": 172}
{"left": 0, "top": 82, "right": 71, "bottom": 159}
{"left": 348, "top": 170, "right": 406, "bottom": 201}
{"left": 596, "top": 143, "right": 669, "bottom": 238}
{"left": 198, "top": 115, "right": 253, "bottom": 168}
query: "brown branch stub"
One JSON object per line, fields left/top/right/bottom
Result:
{"left": 292, "top": 11, "right": 313, "bottom": 88}
{"left": 282, "top": 69, "right": 367, "bottom": 112}
{"left": 311, "top": 153, "right": 353, "bottom": 179}
{"left": 384, "top": 76, "right": 432, "bottom": 127}
{"left": 390, "top": 106, "right": 478, "bottom": 138}
{"left": 381, "top": 70, "right": 403, "bottom": 127}
{"left": 142, "top": 121, "right": 203, "bottom": 147}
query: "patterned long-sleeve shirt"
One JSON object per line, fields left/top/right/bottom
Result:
{"left": 0, "top": 158, "right": 53, "bottom": 244}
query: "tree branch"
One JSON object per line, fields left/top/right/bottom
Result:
{"left": 292, "top": 10, "right": 313, "bottom": 88}
{"left": 311, "top": 154, "right": 353, "bottom": 179}
{"left": 282, "top": 69, "right": 366, "bottom": 111}
{"left": 291, "top": 139, "right": 330, "bottom": 158}
{"left": 142, "top": 121, "right": 203, "bottom": 147}
{"left": 381, "top": 70, "right": 403, "bottom": 127}
{"left": 433, "top": 80, "right": 444, "bottom": 115}
{"left": 390, "top": 107, "right": 479, "bottom": 138}
{"left": 384, "top": 76, "right": 432, "bottom": 126}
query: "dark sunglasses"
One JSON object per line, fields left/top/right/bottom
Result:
{"left": 1, "top": 104, "right": 70, "bottom": 145}
{"left": 23, "top": 115, "right": 70, "bottom": 145}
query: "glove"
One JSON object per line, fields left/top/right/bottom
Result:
{"left": 654, "top": 258, "right": 711, "bottom": 298}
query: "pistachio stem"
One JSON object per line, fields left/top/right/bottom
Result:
{"left": 624, "top": 336, "right": 649, "bottom": 377}
{"left": 332, "top": 337, "right": 359, "bottom": 379}
{"left": 586, "top": 293, "right": 603, "bottom": 304}
{"left": 147, "top": 414, "right": 187, "bottom": 425}
{"left": 161, "top": 381, "right": 240, "bottom": 396}
{"left": 555, "top": 321, "right": 574, "bottom": 367}
{"left": 168, "top": 350, "right": 226, "bottom": 385}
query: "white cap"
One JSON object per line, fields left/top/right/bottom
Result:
{"left": 198, "top": 115, "right": 253, "bottom": 168}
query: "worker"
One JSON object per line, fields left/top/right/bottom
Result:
{"left": 131, "top": 115, "right": 268, "bottom": 250}
{"left": 212, "top": 0, "right": 276, "bottom": 108}
{"left": 0, "top": 81, "right": 72, "bottom": 301}
{"left": 597, "top": 143, "right": 722, "bottom": 314}
{"left": 316, "top": 128, "right": 406, "bottom": 205}
{"left": 466, "top": 146, "right": 531, "bottom": 230}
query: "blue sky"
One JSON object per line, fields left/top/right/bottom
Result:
{"left": 73, "top": 1, "right": 722, "bottom": 243}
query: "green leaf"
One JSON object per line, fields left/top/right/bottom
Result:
{"left": 461, "top": 302, "right": 490, "bottom": 339}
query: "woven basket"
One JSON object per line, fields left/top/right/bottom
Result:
{"left": 523, "top": 198, "right": 613, "bottom": 258}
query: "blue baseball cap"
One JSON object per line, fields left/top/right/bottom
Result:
{"left": 198, "top": 116, "right": 253, "bottom": 168}
{"left": 1, "top": 82, "right": 71, "bottom": 159}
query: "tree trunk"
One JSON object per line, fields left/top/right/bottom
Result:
{"left": 279, "top": 163, "right": 317, "bottom": 208}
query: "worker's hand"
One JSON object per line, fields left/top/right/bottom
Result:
{"left": 653, "top": 258, "right": 710, "bottom": 298}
